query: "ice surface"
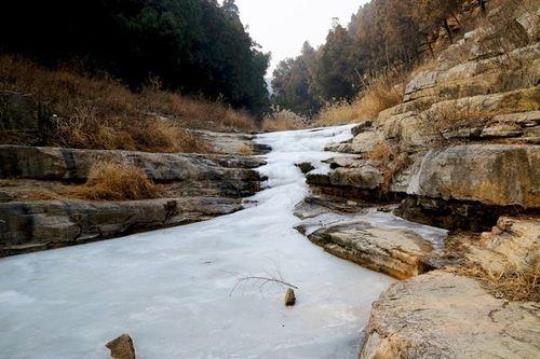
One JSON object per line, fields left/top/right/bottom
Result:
{"left": 0, "top": 125, "right": 396, "bottom": 358}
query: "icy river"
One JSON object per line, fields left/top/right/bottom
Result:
{"left": 0, "top": 125, "right": 398, "bottom": 358}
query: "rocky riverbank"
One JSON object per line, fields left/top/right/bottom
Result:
{"left": 0, "top": 114, "right": 268, "bottom": 255}
{"left": 295, "top": 4, "right": 540, "bottom": 358}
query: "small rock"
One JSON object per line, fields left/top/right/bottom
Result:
{"left": 284, "top": 288, "right": 296, "bottom": 306}
{"left": 106, "top": 334, "right": 136, "bottom": 359}
{"left": 296, "top": 162, "right": 315, "bottom": 174}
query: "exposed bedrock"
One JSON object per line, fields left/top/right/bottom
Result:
{"left": 360, "top": 271, "right": 540, "bottom": 359}
{"left": 0, "top": 196, "right": 242, "bottom": 256}
{"left": 406, "top": 144, "right": 540, "bottom": 208}
{"left": 0, "top": 145, "right": 265, "bottom": 183}
{"left": 309, "top": 221, "right": 434, "bottom": 279}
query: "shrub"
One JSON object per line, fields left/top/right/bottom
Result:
{"left": 316, "top": 74, "right": 404, "bottom": 126}
{"left": 261, "top": 110, "right": 306, "bottom": 132}
{"left": 0, "top": 55, "right": 256, "bottom": 152}
{"left": 73, "top": 161, "right": 161, "bottom": 201}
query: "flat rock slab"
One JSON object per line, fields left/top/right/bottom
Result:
{"left": 0, "top": 197, "right": 242, "bottom": 256}
{"left": 361, "top": 271, "right": 540, "bottom": 359}
{"left": 309, "top": 220, "right": 434, "bottom": 279}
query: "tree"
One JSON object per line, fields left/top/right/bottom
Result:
{"left": 271, "top": 42, "right": 320, "bottom": 116}
{"left": 0, "top": 0, "right": 270, "bottom": 114}
{"left": 311, "top": 25, "right": 357, "bottom": 102}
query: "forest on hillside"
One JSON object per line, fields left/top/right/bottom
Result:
{"left": 0, "top": 0, "right": 270, "bottom": 114}
{"left": 272, "top": 0, "right": 488, "bottom": 117}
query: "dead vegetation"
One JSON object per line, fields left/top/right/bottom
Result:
{"left": 450, "top": 262, "right": 540, "bottom": 302}
{"left": 316, "top": 74, "right": 404, "bottom": 126}
{"left": 72, "top": 161, "right": 162, "bottom": 201}
{"left": 0, "top": 55, "right": 256, "bottom": 153}
{"left": 261, "top": 109, "right": 306, "bottom": 132}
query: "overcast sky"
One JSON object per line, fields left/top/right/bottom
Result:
{"left": 235, "top": 0, "right": 367, "bottom": 76}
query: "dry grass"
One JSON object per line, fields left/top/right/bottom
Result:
{"left": 428, "top": 105, "right": 502, "bottom": 137}
{"left": 0, "top": 55, "right": 256, "bottom": 152}
{"left": 366, "top": 140, "right": 410, "bottom": 193}
{"left": 72, "top": 161, "right": 162, "bottom": 201}
{"left": 316, "top": 74, "right": 404, "bottom": 126}
{"left": 450, "top": 262, "right": 540, "bottom": 302}
{"left": 237, "top": 144, "right": 254, "bottom": 155}
{"left": 261, "top": 109, "right": 306, "bottom": 132}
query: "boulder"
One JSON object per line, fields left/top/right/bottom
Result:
{"left": 360, "top": 271, "right": 540, "bottom": 359}
{"left": 106, "top": 334, "right": 136, "bottom": 359}
{"left": 309, "top": 221, "right": 434, "bottom": 279}
{"left": 407, "top": 144, "right": 540, "bottom": 208}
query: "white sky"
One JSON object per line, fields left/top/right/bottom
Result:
{"left": 235, "top": 0, "right": 368, "bottom": 76}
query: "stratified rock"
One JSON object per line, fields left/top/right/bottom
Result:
{"left": 0, "top": 145, "right": 263, "bottom": 183}
{"left": 284, "top": 288, "right": 296, "bottom": 306}
{"left": 0, "top": 197, "right": 242, "bottom": 256}
{"left": 361, "top": 271, "right": 540, "bottom": 359}
{"left": 106, "top": 334, "right": 136, "bottom": 359}
{"left": 309, "top": 221, "right": 434, "bottom": 279}
{"left": 407, "top": 144, "right": 540, "bottom": 208}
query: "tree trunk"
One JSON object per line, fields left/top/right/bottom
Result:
{"left": 443, "top": 19, "right": 453, "bottom": 43}
{"left": 479, "top": 0, "right": 487, "bottom": 14}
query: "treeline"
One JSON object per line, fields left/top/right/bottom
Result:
{"left": 272, "top": 0, "right": 485, "bottom": 116}
{"left": 0, "top": 0, "right": 269, "bottom": 114}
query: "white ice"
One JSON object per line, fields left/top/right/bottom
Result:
{"left": 0, "top": 125, "right": 398, "bottom": 359}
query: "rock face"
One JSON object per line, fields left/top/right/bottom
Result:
{"left": 361, "top": 271, "right": 540, "bottom": 359}
{"left": 309, "top": 221, "right": 434, "bottom": 279}
{"left": 106, "top": 334, "right": 136, "bottom": 359}
{"left": 0, "top": 197, "right": 242, "bottom": 256}
{"left": 407, "top": 144, "right": 540, "bottom": 208}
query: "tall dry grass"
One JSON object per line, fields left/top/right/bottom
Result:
{"left": 0, "top": 55, "right": 256, "bottom": 152}
{"left": 261, "top": 109, "right": 306, "bottom": 132}
{"left": 316, "top": 74, "right": 404, "bottom": 126}
{"left": 72, "top": 161, "right": 162, "bottom": 201}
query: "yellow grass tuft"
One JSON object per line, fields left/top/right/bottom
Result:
{"left": 73, "top": 161, "right": 162, "bottom": 201}
{"left": 261, "top": 110, "right": 306, "bottom": 132}
{"left": 316, "top": 74, "right": 404, "bottom": 126}
{"left": 450, "top": 262, "right": 540, "bottom": 302}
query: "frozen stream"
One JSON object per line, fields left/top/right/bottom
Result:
{"left": 0, "top": 125, "right": 398, "bottom": 358}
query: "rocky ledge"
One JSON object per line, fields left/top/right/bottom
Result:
{"left": 0, "top": 196, "right": 242, "bottom": 256}
{"left": 361, "top": 271, "right": 540, "bottom": 359}
{"left": 0, "top": 140, "right": 267, "bottom": 256}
